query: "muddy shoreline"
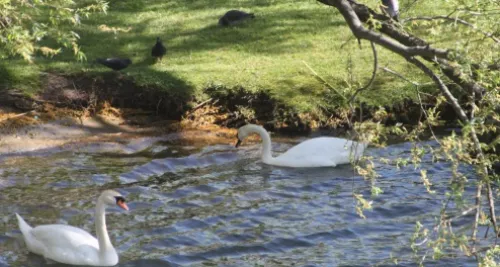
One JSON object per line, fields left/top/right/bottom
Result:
{"left": 0, "top": 72, "right": 462, "bottom": 156}
{"left": 1, "top": 72, "right": 460, "bottom": 132}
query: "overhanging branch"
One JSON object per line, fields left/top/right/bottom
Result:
{"left": 318, "top": 0, "right": 486, "bottom": 97}
{"left": 319, "top": 0, "right": 448, "bottom": 59}
{"left": 316, "top": 0, "right": 498, "bottom": 250}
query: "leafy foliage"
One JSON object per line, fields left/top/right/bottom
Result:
{"left": 0, "top": 0, "right": 108, "bottom": 62}
{"left": 334, "top": 0, "right": 500, "bottom": 265}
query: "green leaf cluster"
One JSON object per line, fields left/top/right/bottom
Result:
{"left": 0, "top": 0, "right": 108, "bottom": 62}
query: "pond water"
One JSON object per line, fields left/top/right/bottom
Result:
{"left": 0, "top": 132, "right": 486, "bottom": 266}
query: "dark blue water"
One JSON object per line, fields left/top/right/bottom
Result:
{"left": 0, "top": 135, "right": 487, "bottom": 266}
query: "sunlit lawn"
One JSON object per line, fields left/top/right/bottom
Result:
{"left": 4, "top": 0, "right": 493, "bottom": 113}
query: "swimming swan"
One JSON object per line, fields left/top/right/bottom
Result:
{"left": 16, "top": 190, "right": 129, "bottom": 266}
{"left": 235, "top": 124, "right": 367, "bottom": 167}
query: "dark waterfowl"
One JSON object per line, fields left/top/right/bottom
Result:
{"left": 218, "top": 10, "right": 255, "bottom": 26}
{"left": 151, "top": 37, "right": 167, "bottom": 62}
{"left": 96, "top": 58, "right": 132, "bottom": 71}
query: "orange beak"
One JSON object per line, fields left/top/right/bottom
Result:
{"left": 117, "top": 200, "right": 129, "bottom": 211}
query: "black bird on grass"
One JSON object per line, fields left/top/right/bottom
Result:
{"left": 381, "top": 0, "right": 399, "bottom": 21}
{"left": 218, "top": 10, "right": 255, "bottom": 26}
{"left": 151, "top": 37, "right": 167, "bottom": 62}
{"left": 96, "top": 58, "right": 132, "bottom": 71}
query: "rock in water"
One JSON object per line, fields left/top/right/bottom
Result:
{"left": 218, "top": 10, "right": 255, "bottom": 26}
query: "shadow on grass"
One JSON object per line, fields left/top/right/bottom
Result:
{"left": 0, "top": 64, "right": 9, "bottom": 93}
{"left": 68, "top": 3, "right": 345, "bottom": 62}
{"left": 105, "top": 0, "right": 305, "bottom": 13}
{"left": 0, "top": 63, "right": 41, "bottom": 96}
{"left": 3, "top": 0, "right": 350, "bottom": 117}
{"left": 167, "top": 9, "right": 345, "bottom": 55}
{"left": 38, "top": 68, "right": 195, "bottom": 120}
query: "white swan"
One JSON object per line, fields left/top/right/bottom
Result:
{"left": 16, "top": 190, "right": 129, "bottom": 266}
{"left": 235, "top": 124, "right": 367, "bottom": 167}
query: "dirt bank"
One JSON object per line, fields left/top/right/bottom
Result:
{"left": 0, "top": 71, "right": 465, "bottom": 155}
{"left": 1, "top": 72, "right": 460, "bottom": 133}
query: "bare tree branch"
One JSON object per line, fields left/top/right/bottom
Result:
{"left": 318, "top": 0, "right": 449, "bottom": 58}
{"left": 316, "top": 0, "right": 498, "bottom": 251}
{"left": 349, "top": 41, "right": 378, "bottom": 103}
{"left": 469, "top": 93, "right": 498, "bottom": 237}
{"left": 472, "top": 182, "right": 483, "bottom": 247}
{"left": 318, "top": 0, "right": 486, "bottom": 98}
{"left": 405, "top": 57, "right": 469, "bottom": 122}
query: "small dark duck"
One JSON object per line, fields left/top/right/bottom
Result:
{"left": 218, "top": 10, "right": 255, "bottom": 26}
{"left": 151, "top": 37, "right": 167, "bottom": 62}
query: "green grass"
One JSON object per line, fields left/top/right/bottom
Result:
{"left": 0, "top": 63, "right": 41, "bottom": 96}
{"left": 2, "top": 0, "right": 497, "bottom": 113}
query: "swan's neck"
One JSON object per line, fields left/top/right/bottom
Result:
{"left": 95, "top": 201, "right": 114, "bottom": 255}
{"left": 250, "top": 125, "right": 274, "bottom": 163}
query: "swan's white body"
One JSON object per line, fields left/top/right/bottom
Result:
{"left": 236, "top": 124, "right": 367, "bottom": 167}
{"left": 16, "top": 190, "right": 128, "bottom": 266}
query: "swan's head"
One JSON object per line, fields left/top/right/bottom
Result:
{"left": 99, "top": 190, "right": 129, "bottom": 211}
{"left": 235, "top": 124, "right": 261, "bottom": 147}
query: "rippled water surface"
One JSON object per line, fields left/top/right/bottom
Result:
{"left": 0, "top": 134, "right": 483, "bottom": 266}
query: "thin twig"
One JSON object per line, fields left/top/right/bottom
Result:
{"left": 472, "top": 183, "right": 483, "bottom": 249}
{"left": 379, "top": 67, "right": 417, "bottom": 85}
{"left": 346, "top": 41, "right": 377, "bottom": 131}
{"left": 0, "top": 110, "right": 35, "bottom": 123}
{"left": 156, "top": 97, "right": 163, "bottom": 115}
{"left": 302, "top": 61, "right": 347, "bottom": 101}
{"left": 407, "top": 57, "right": 469, "bottom": 122}
{"left": 470, "top": 92, "right": 498, "bottom": 238}
{"left": 442, "top": 205, "right": 478, "bottom": 223}
{"left": 349, "top": 41, "right": 378, "bottom": 104}
{"left": 378, "top": 66, "right": 441, "bottom": 144}
{"left": 402, "top": 15, "right": 500, "bottom": 43}
{"left": 456, "top": 9, "right": 500, "bottom": 16}
{"left": 340, "top": 35, "right": 355, "bottom": 49}
{"left": 415, "top": 86, "right": 441, "bottom": 145}
{"left": 486, "top": 165, "right": 498, "bottom": 237}
{"left": 401, "top": 0, "right": 420, "bottom": 14}
{"left": 418, "top": 195, "right": 453, "bottom": 266}
{"left": 191, "top": 98, "right": 214, "bottom": 111}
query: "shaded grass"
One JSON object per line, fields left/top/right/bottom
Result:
{"left": 0, "top": 63, "right": 41, "bottom": 96}
{"left": 3, "top": 0, "right": 495, "bottom": 113}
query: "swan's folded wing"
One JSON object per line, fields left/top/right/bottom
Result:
{"left": 279, "top": 137, "right": 365, "bottom": 166}
{"left": 282, "top": 137, "right": 353, "bottom": 157}
{"left": 31, "top": 224, "right": 99, "bottom": 249}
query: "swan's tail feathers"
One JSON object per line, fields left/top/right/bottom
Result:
{"left": 16, "top": 213, "right": 33, "bottom": 236}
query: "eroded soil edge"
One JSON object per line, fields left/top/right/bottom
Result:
{"left": 0, "top": 72, "right": 459, "bottom": 155}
